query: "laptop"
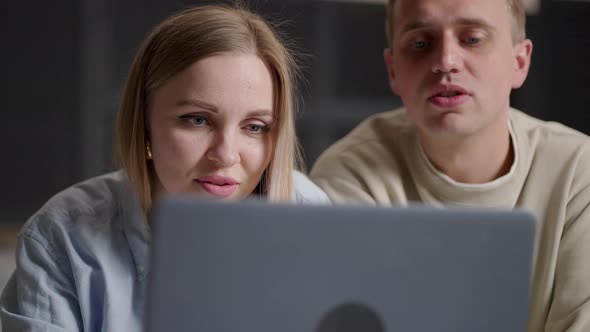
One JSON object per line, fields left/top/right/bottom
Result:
{"left": 146, "top": 197, "right": 536, "bottom": 332}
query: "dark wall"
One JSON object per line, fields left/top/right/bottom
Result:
{"left": 512, "top": 1, "right": 590, "bottom": 131}
{"left": 1, "top": 1, "right": 80, "bottom": 223}
{"left": 1, "top": 0, "right": 589, "bottom": 223}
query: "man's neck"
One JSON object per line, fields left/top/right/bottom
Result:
{"left": 418, "top": 118, "right": 514, "bottom": 184}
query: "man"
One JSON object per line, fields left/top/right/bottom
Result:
{"left": 310, "top": 0, "right": 590, "bottom": 330}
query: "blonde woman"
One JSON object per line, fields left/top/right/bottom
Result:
{"left": 0, "top": 4, "right": 328, "bottom": 331}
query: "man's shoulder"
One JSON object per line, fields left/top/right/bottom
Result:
{"left": 512, "top": 109, "right": 590, "bottom": 188}
{"left": 310, "top": 107, "right": 412, "bottom": 186}
{"left": 319, "top": 108, "right": 412, "bottom": 157}
{"left": 349, "top": 107, "right": 412, "bottom": 140}
{"left": 310, "top": 108, "right": 412, "bottom": 203}
{"left": 511, "top": 109, "right": 590, "bottom": 151}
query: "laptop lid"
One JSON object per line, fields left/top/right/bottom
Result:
{"left": 147, "top": 197, "right": 535, "bottom": 332}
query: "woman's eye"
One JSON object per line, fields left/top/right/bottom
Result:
{"left": 245, "top": 124, "right": 269, "bottom": 134}
{"left": 180, "top": 115, "right": 208, "bottom": 126}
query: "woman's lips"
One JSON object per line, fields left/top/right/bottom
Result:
{"left": 196, "top": 175, "right": 239, "bottom": 198}
{"left": 196, "top": 181, "right": 238, "bottom": 198}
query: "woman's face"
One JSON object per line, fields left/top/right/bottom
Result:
{"left": 148, "top": 53, "right": 275, "bottom": 200}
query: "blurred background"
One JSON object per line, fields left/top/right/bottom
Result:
{"left": 0, "top": 0, "right": 589, "bottom": 289}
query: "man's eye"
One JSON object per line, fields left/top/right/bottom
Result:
{"left": 413, "top": 40, "right": 428, "bottom": 49}
{"left": 464, "top": 37, "right": 481, "bottom": 45}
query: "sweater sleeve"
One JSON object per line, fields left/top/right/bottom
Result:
{"left": 310, "top": 149, "right": 379, "bottom": 205}
{"left": 545, "top": 159, "right": 590, "bottom": 331}
{"left": 0, "top": 229, "right": 82, "bottom": 331}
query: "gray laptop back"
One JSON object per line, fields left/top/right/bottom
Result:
{"left": 147, "top": 197, "right": 535, "bottom": 332}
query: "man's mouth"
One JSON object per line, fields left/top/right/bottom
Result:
{"left": 428, "top": 85, "right": 471, "bottom": 108}
{"left": 429, "top": 84, "right": 470, "bottom": 98}
{"left": 436, "top": 91, "right": 463, "bottom": 97}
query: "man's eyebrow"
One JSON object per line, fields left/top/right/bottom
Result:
{"left": 400, "top": 20, "right": 433, "bottom": 34}
{"left": 454, "top": 18, "right": 496, "bottom": 31}
{"left": 176, "top": 98, "right": 218, "bottom": 112}
{"left": 400, "top": 18, "right": 496, "bottom": 35}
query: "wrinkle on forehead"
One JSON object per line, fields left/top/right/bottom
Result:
{"left": 393, "top": 0, "right": 512, "bottom": 40}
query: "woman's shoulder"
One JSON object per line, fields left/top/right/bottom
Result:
{"left": 293, "top": 171, "right": 331, "bottom": 204}
{"left": 19, "top": 171, "right": 129, "bottom": 244}
{"left": 6, "top": 171, "right": 145, "bottom": 332}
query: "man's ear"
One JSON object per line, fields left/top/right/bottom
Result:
{"left": 511, "top": 39, "right": 533, "bottom": 89}
{"left": 384, "top": 48, "right": 400, "bottom": 95}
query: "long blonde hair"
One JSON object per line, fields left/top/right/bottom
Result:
{"left": 116, "top": 4, "right": 302, "bottom": 215}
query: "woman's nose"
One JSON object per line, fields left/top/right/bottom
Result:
{"left": 205, "top": 131, "right": 240, "bottom": 167}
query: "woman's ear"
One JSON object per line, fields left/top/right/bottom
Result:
{"left": 384, "top": 48, "right": 400, "bottom": 95}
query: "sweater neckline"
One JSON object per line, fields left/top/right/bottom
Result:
{"left": 406, "top": 110, "right": 529, "bottom": 207}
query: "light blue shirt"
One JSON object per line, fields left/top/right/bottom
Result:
{"left": 0, "top": 171, "right": 329, "bottom": 331}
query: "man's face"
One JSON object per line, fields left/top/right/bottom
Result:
{"left": 385, "top": 0, "right": 532, "bottom": 139}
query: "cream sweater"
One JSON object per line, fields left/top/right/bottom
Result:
{"left": 311, "top": 108, "right": 590, "bottom": 332}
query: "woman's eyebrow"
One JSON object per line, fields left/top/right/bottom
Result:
{"left": 244, "top": 109, "right": 274, "bottom": 118}
{"left": 176, "top": 99, "right": 274, "bottom": 118}
{"left": 176, "top": 98, "right": 218, "bottom": 112}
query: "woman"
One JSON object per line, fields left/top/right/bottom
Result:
{"left": 0, "top": 4, "right": 328, "bottom": 331}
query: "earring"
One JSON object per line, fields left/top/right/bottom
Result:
{"left": 146, "top": 143, "right": 153, "bottom": 160}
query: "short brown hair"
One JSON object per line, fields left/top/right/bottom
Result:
{"left": 116, "top": 4, "right": 302, "bottom": 215}
{"left": 385, "top": 0, "right": 526, "bottom": 48}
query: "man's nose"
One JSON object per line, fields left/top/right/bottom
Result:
{"left": 205, "top": 130, "right": 240, "bottom": 167}
{"left": 431, "top": 34, "right": 463, "bottom": 74}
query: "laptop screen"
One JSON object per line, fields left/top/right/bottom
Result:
{"left": 147, "top": 197, "right": 535, "bottom": 332}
